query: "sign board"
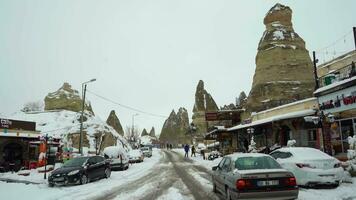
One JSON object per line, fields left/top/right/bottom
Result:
{"left": 205, "top": 112, "right": 218, "bottom": 121}
{"left": 318, "top": 85, "right": 356, "bottom": 113}
{"left": 0, "top": 118, "right": 36, "bottom": 131}
{"left": 205, "top": 111, "right": 241, "bottom": 123}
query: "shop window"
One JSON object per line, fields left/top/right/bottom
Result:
{"left": 307, "top": 130, "right": 317, "bottom": 148}
{"left": 308, "top": 130, "right": 317, "bottom": 141}
{"left": 341, "top": 119, "right": 354, "bottom": 152}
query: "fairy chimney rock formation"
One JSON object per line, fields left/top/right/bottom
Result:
{"left": 106, "top": 110, "right": 124, "bottom": 136}
{"left": 159, "top": 108, "right": 190, "bottom": 144}
{"left": 44, "top": 82, "right": 94, "bottom": 114}
{"left": 246, "top": 3, "right": 315, "bottom": 112}
{"left": 192, "top": 80, "right": 219, "bottom": 134}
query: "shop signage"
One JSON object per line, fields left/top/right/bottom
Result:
{"left": 318, "top": 86, "right": 356, "bottom": 113}
{"left": 0, "top": 118, "right": 36, "bottom": 131}
{"left": 205, "top": 112, "right": 218, "bottom": 121}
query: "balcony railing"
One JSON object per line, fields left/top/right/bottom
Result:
{"left": 318, "top": 62, "right": 355, "bottom": 87}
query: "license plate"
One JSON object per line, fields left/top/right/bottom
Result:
{"left": 53, "top": 177, "right": 65, "bottom": 182}
{"left": 257, "top": 180, "right": 279, "bottom": 186}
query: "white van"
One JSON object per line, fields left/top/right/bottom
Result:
{"left": 103, "top": 146, "right": 130, "bottom": 171}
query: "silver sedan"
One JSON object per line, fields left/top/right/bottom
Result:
{"left": 212, "top": 153, "right": 299, "bottom": 200}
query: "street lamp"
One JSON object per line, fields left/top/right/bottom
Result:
{"left": 79, "top": 78, "right": 96, "bottom": 155}
{"left": 131, "top": 113, "right": 139, "bottom": 145}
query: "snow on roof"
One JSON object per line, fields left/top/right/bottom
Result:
{"left": 228, "top": 109, "right": 315, "bottom": 131}
{"left": 103, "top": 146, "right": 126, "bottom": 158}
{"left": 9, "top": 110, "right": 130, "bottom": 151}
{"left": 140, "top": 135, "right": 155, "bottom": 145}
{"left": 254, "top": 97, "right": 317, "bottom": 115}
{"left": 314, "top": 76, "right": 356, "bottom": 95}
{"left": 207, "top": 141, "right": 219, "bottom": 148}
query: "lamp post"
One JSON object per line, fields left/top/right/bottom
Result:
{"left": 79, "top": 78, "right": 96, "bottom": 155}
{"left": 131, "top": 113, "right": 139, "bottom": 146}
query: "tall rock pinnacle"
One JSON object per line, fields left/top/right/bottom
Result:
{"left": 106, "top": 110, "right": 124, "bottom": 136}
{"left": 192, "top": 80, "right": 218, "bottom": 134}
{"left": 246, "top": 3, "right": 315, "bottom": 112}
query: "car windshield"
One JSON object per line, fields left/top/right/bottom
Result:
{"left": 62, "top": 157, "right": 88, "bottom": 167}
{"left": 235, "top": 156, "right": 281, "bottom": 170}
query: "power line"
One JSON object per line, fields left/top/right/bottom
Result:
{"left": 315, "top": 30, "right": 353, "bottom": 53}
{"left": 40, "top": 124, "right": 80, "bottom": 134}
{"left": 86, "top": 90, "right": 168, "bottom": 118}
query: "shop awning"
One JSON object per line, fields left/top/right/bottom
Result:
{"left": 227, "top": 109, "right": 316, "bottom": 132}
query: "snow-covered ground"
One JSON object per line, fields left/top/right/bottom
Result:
{"left": 0, "top": 148, "right": 162, "bottom": 200}
{"left": 174, "top": 148, "right": 356, "bottom": 200}
{"left": 10, "top": 110, "right": 131, "bottom": 151}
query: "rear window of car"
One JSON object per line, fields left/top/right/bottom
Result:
{"left": 235, "top": 156, "right": 282, "bottom": 170}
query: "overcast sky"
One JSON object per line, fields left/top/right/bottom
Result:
{"left": 0, "top": 0, "right": 355, "bottom": 135}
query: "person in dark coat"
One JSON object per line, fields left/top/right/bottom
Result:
{"left": 184, "top": 144, "right": 189, "bottom": 158}
{"left": 191, "top": 145, "right": 196, "bottom": 157}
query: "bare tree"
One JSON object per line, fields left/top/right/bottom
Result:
{"left": 22, "top": 101, "right": 44, "bottom": 112}
{"left": 125, "top": 126, "right": 140, "bottom": 142}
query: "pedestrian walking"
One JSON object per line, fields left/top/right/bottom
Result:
{"left": 191, "top": 145, "right": 196, "bottom": 157}
{"left": 170, "top": 144, "right": 173, "bottom": 150}
{"left": 184, "top": 144, "right": 189, "bottom": 158}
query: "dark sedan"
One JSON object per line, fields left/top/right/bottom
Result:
{"left": 48, "top": 155, "right": 111, "bottom": 187}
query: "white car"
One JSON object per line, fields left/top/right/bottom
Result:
{"left": 103, "top": 146, "right": 130, "bottom": 171}
{"left": 270, "top": 147, "right": 343, "bottom": 187}
{"left": 140, "top": 147, "right": 152, "bottom": 157}
{"left": 128, "top": 149, "right": 144, "bottom": 163}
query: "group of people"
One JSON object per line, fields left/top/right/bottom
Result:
{"left": 166, "top": 143, "right": 173, "bottom": 150}
{"left": 183, "top": 144, "right": 196, "bottom": 158}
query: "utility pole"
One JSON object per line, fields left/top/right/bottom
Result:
{"left": 131, "top": 114, "right": 139, "bottom": 146}
{"left": 79, "top": 79, "right": 96, "bottom": 155}
{"left": 312, "top": 51, "right": 319, "bottom": 90}
{"left": 79, "top": 84, "right": 87, "bottom": 155}
{"left": 353, "top": 27, "right": 356, "bottom": 51}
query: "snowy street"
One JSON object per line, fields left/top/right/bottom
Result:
{"left": 1, "top": 148, "right": 356, "bottom": 200}
{"left": 0, "top": 149, "right": 220, "bottom": 200}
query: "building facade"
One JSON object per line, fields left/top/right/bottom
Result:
{"left": 0, "top": 118, "right": 40, "bottom": 171}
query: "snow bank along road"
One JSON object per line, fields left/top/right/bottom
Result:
{"left": 94, "top": 150, "right": 220, "bottom": 200}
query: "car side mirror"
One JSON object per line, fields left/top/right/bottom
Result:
{"left": 212, "top": 166, "right": 218, "bottom": 171}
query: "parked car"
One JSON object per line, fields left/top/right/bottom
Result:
{"left": 140, "top": 147, "right": 152, "bottom": 158}
{"left": 212, "top": 153, "right": 298, "bottom": 200}
{"left": 48, "top": 155, "right": 111, "bottom": 187}
{"left": 128, "top": 149, "right": 144, "bottom": 163}
{"left": 103, "top": 146, "right": 130, "bottom": 171}
{"left": 270, "top": 147, "right": 344, "bottom": 187}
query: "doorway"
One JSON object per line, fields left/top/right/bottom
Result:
{"left": 3, "top": 142, "right": 23, "bottom": 171}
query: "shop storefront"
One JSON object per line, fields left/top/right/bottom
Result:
{"left": 228, "top": 98, "right": 320, "bottom": 152}
{"left": 0, "top": 118, "right": 41, "bottom": 171}
{"left": 314, "top": 77, "right": 356, "bottom": 159}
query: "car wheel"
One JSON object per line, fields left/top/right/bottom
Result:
{"left": 105, "top": 168, "right": 111, "bottom": 178}
{"left": 80, "top": 174, "right": 88, "bottom": 185}
{"left": 48, "top": 183, "right": 54, "bottom": 187}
